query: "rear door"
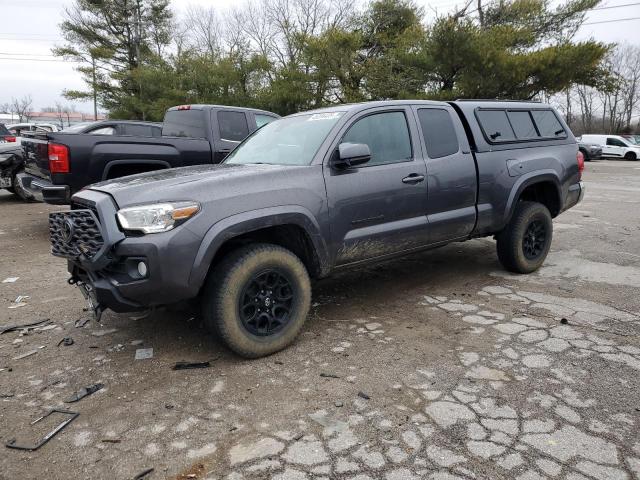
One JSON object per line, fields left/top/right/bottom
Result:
{"left": 213, "top": 110, "right": 251, "bottom": 163}
{"left": 324, "top": 106, "right": 429, "bottom": 265}
{"left": 412, "top": 106, "right": 477, "bottom": 243}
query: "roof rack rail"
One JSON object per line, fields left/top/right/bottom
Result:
{"left": 454, "top": 98, "right": 542, "bottom": 103}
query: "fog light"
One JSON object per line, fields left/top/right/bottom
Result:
{"left": 137, "top": 261, "right": 148, "bottom": 277}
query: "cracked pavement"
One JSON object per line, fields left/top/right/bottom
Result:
{"left": 1, "top": 159, "right": 639, "bottom": 480}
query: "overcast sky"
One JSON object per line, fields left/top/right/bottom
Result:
{"left": 0, "top": 0, "right": 638, "bottom": 112}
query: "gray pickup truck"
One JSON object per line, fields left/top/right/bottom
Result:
{"left": 49, "top": 100, "right": 584, "bottom": 358}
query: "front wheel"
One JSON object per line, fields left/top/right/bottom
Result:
{"left": 202, "top": 243, "right": 311, "bottom": 358}
{"left": 624, "top": 152, "right": 637, "bottom": 161}
{"left": 496, "top": 201, "right": 553, "bottom": 274}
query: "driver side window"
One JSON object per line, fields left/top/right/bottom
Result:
{"left": 342, "top": 111, "right": 412, "bottom": 166}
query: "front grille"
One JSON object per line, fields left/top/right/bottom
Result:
{"left": 50, "top": 210, "right": 104, "bottom": 260}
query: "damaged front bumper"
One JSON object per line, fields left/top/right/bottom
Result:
{"left": 50, "top": 189, "right": 202, "bottom": 315}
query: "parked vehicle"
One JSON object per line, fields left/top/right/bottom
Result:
{"left": 49, "top": 100, "right": 584, "bottom": 358}
{"left": 60, "top": 120, "right": 162, "bottom": 137}
{"left": 0, "top": 123, "right": 16, "bottom": 144}
{"left": 8, "top": 122, "right": 60, "bottom": 136}
{"left": 20, "top": 105, "right": 279, "bottom": 204}
{"left": 577, "top": 139, "right": 602, "bottom": 161}
{"left": 0, "top": 143, "right": 29, "bottom": 199}
{"left": 580, "top": 134, "right": 640, "bottom": 161}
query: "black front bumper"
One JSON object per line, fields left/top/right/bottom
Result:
{"left": 52, "top": 190, "right": 202, "bottom": 313}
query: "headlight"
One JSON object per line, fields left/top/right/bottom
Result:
{"left": 117, "top": 201, "right": 200, "bottom": 234}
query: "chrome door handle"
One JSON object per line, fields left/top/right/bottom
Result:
{"left": 402, "top": 174, "right": 425, "bottom": 184}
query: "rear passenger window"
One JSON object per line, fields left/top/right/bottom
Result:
{"left": 342, "top": 111, "right": 412, "bottom": 166}
{"left": 476, "top": 110, "right": 515, "bottom": 142}
{"left": 507, "top": 111, "right": 538, "bottom": 139}
{"left": 417, "top": 108, "right": 459, "bottom": 158}
{"left": 531, "top": 110, "right": 565, "bottom": 138}
{"left": 124, "top": 124, "right": 153, "bottom": 137}
{"left": 218, "top": 111, "right": 249, "bottom": 142}
{"left": 255, "top": 114, "right": 277, "bottom": 129}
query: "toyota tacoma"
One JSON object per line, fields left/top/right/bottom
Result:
{"left": 49, "top": 100, "right": 585, "bottom": 358}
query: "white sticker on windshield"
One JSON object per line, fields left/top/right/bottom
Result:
{"left": 308, "top": 112, "right": 342, "bottom": 121}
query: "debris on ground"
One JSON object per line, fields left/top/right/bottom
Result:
{"left": 101, "top": 438, "right": 121, "bottom": 443}
{"left": 8, "top": 299, "right": 28, "bottom": 310}
{"left": 91, "top": 328, "right": 118, "bottom": 337}
{"left": 172, "top": 361, "right": 211, "bottom": 370}
{"left": 130, "top": 340, "right": 144, "bottom": 346}
{"left": 560, "top": 318, "right": 569, "bottom": 324}
{"left": 64, "top": 383, "right": 104, "bottom": 403}
{"left": 0, "top": 319, "right": 50, "bottom": 334}
{"left": 5, "top": 409, "right": 79, "bottom": 451}
{"left": 57, "top": 337, "right": 74, "bottom": 347}
{"left": 293, "top": 432, "right": 304, "bottom": 441}
{"left": 358, "top": 391, "right": 371, "bottom": 400}
{"left": 320, "top": 372, "right": 340, "bottom": 378}
{"left": 135, "top": 348, "right": 153, "bottom": 360}
{"left": 74, "top": 317, "right": 91, "bottom": 328}
{"left": 130, "top": 311, "right": 151, "bottom": 321}
{"left": 12, "top": 349, "right": 38, "bottom": 361}
{"left": 108, "top": 344, "right": 125, "bottom": 353}
{"left": 132, "top": 467, "right": 154, "bottom": 480}
{"left": 335, "top": 401, "right": 344, "bottom": 407}
{"left": 37, "top": 324, "right": 58, "bottom": 332}
{"left": 2, "top": 277, "right": 18, "bottom": 283}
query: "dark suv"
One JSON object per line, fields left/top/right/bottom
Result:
{"left": 50, "top": 100, "right": 584, "bottom": 358}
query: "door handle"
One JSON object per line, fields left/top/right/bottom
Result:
{"left": 402, "top": 174, "right": 425, "bottom": 184}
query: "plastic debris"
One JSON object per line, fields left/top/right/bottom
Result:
{"left": 74, "top": 317, "right": 91, "bottom": 328}
{"left": 57, "top": 337, "right": 74, "bottom": 347}
{"left": 12, "top": 349, "right": 38, "bottom": 361}
{"left": 2, "top": 277, "right": 18, "bottom": 283}
{"left": 135, "top": 348, "right": 153, "bottom": 360}
{"left": 108, "top": 344, "right": 125, "bottom": 353}
{"left": 320, "top": 373, "right": 340, "bottom": 378}
{"left": 91, "top": 328, "right": 118, "bottom": 337}
{"left": 172, "top": 361, "right": 210, "bottom": 370}
{"left": 8, "top": 303, "right": 27, "bottom": 309}
{"left": 130, "top": 340, "right": 144, "bottom": 346}
{"left": 5, "top": 409, "right": 79, "bottom": 451}
{"left": 357, "top": 391, "right": 371, "bottom": 400}
{"left": 0, "top": 319, "right": 50, "bottom": 335}
{"left": 133, "top": 468, "right": 154, "bottom": 480}
{"left": 64, "top": 383, "right": 104, "bottom": 403}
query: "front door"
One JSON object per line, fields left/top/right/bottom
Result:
{"left": 324, "top": 108, "right": 429, "bottom": 265}
{"left": 603, "top": 137, "right": 626, "bottom": 157}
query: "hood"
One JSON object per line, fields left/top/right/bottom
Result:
{"left": 87, "top": 163, "right": 314, "bottom": 207}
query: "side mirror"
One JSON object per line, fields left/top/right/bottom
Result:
{"left": 332, "top": 143, "right": 371, "bottom": 169}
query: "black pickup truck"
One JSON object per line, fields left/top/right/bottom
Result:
{"left": 20, "top": 105, "right": 279, "bottom": 204}
{"left": 50, "top": 100, "right": 584, "bottom": 358}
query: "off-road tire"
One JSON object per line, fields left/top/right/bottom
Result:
{"left": 496, "top": 201, "right": 553, "bottom": 274}
{"left": 624, "top": 152, "right": 637, "bottom": 161}
{"left": 202, "top": 243, "right": 311, "bottom": 358}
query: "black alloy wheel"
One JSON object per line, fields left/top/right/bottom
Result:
{"left": 522, "top": 220, "right": 547, "bottom": 260}
{"left": 239, "top": 269, "right": 294, "bottom": 336}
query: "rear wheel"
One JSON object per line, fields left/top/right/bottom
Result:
{"left": 624, "top": 152, "right": 637, "bottom": 161}
{"left": 496, "top": 201, "right": 553, "bottom": 273}
{"left": 202, "top": 243, "right": 311, "bottom": 358}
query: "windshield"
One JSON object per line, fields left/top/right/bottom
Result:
{"left": 225, "top": 112, "right": 344, "bottom": 166}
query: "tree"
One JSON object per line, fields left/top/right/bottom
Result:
{"left": 11, "top": 95, "right": 33, "bottom": 122}
{"left": 54, "top": 0, "right": 173, "bottom": 119}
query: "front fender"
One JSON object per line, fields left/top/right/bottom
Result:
{"left": 188, "top": 205, "right": 330, "bottom": 290}
{"left": 503, "top": 170, "right": 562, "bottom": 223}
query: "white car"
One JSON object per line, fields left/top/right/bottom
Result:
{"left": 580, "top": 134, "right": 640, "bottom": 161}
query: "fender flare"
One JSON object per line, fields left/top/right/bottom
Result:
{"left": 503, "top": 170, "right": 562, "bottom": 223}
{"left": 102, "top": 159, "right": 171, "bottom": 180}
{"left": 188, "top": 205, "right": 330, "bottom": 289}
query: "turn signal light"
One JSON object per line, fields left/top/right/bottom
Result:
{"left": 49, "top": 143, "right": 70, "bottom": 173}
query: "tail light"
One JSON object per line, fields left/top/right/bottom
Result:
{"left": 576, "top": 150, "right": 584, "bottom": 180}
{"left": 5, "top": 136, "right": 16, "bottom": 142}
{"left": 48, "top": 143, "right": 69, "bottom": 173}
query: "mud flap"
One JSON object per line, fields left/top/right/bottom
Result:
{"left": 69, "top": 277, "right": 104, "bottom": 322}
